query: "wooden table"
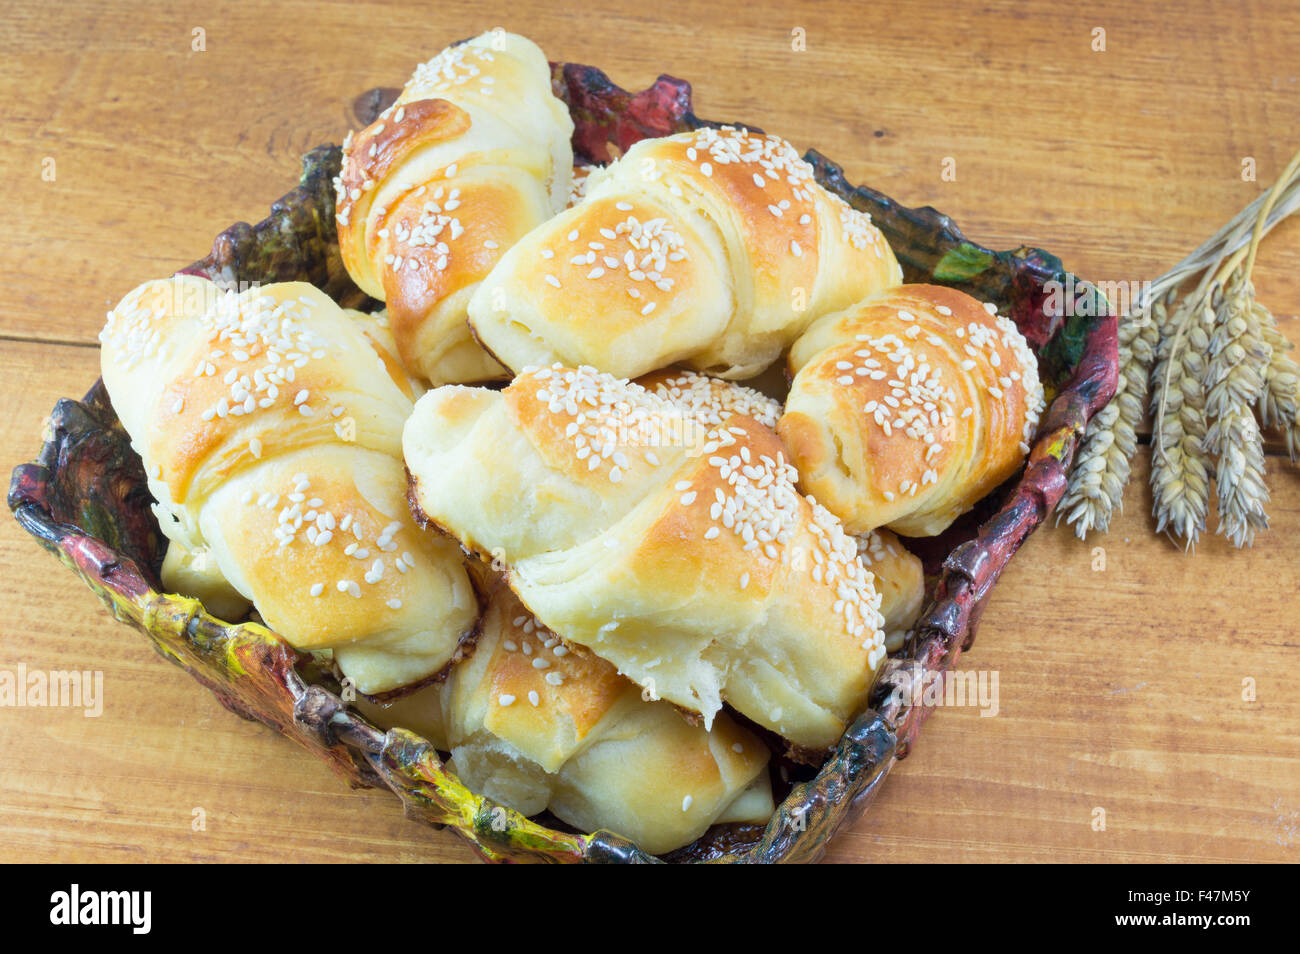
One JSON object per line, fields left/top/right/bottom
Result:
{"left": 2, "top": 0, "right": 1297, "bottom": 864}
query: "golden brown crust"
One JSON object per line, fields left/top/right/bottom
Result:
{"left": 467, "top": 125, "right": 901, "bottom": 381}
{"left": 628, "top": 132, "right": 822, "bottom": 324}
{"left": 782, "top": 284, "right": 1045, "bottom": 537}
{"left": 333, "top": 32, "right": 574, "bottom": 385}
{"left": 440, "top": 582, "right": 774, "bottom": 853}
{"left": 856, "top": 528, "right": 925, "bottom": 636}
{"left": 467, "top": 190, "right": 732, "bottom": 379}
{"left": 478, "top": 583, "right": 628, "bottom": 745}
{"left": 100, "top": 276, "right": 482, "bottom": 696}
{"left": 402, "top": 366, "right": 889, "bottom": 750}
{"left": 335, "top": 98, "right": 472, "bottom": 233}
{"left": 377, "top": 174, "right": 538, "bottom": 376}
{"left": 636, "top": 368, "right": 782, "bottom": 429}
{"left": 138, "top": 285, "right": 409, "bottom": 504}
{"left": 357, "top": 325, "right": 419, "bottom": 403}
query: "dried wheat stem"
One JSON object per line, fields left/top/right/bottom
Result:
{"left": 1063, "top": 147, "right": 1300, "bottom": 549}
{"left": 1203, "top": 276, "right": 1272, "bottom": 547}
{"left": 1059, "top": 297, "right": 1163, "bottom": 537}
{"left": 1136, "top": 174, "right": 1300, "bottom": 312}
{"left": 1150, "top": 299, "right": 1213, "bottom": 549}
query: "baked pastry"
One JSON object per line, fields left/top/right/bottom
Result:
{"left": 637, "top": 367, "right": 782, "bottom": 429}
{"left": 335, "top": 30, "right": 574, "bottom": 385}
{"left": 780, "top": 284, "right": 1045, "bottom": 536}
{"left": 99, "top": 275, "right": 479, "bottom": 694}
{"left": 160, "top": 541, "right": 252, "bottom": 622}
{"left": 403, "top": 365, "right": 888, "bottom": 752}
{"left": 856, "top": 529, "right": 925, "bottom": 651}
{"left": 342, "top": 306, "right": 426, "bottom": 400}
{"left": 437, "top": 582, "right": 773, "bottom": 854}
{"left": 466, "top": 125, "right": 902, "bottom": 380}
{"left": 352, "top": 582, "right": 774, "bottom": 854}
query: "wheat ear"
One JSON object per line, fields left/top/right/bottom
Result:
{"left": 1150, "top": 298, "right": 1213, "bottom": 549}
{"left": 1256, "top": 303, "right": 1300, "bottom": 461}
{"left": 1203, "top": 276, "right": 1272, "bottom": 547}
{"left": 1059, "top": 297, "right": 1163, "bottom": 537}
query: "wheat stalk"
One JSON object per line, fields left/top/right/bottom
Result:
{"left": 1203, "top": 276, "right": 1272, "bottom": 547}
{"left": 1059, "top": 296, "right": 1162, "bottom": 537}
{"left": 1065, "top": 147, "right": 1300, "bottom": 550}
{"left": 1150, "top": 298, "right": 1213, "bottom": 549}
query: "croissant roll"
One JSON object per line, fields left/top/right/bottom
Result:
{"left": 779, "top": 284, "right": 1046, "bottom": 537}
{"left": 856, "top": 529, "right": 925, "bottom": 651}
{"left": 467, "top": 125, "right": 902, "bottom": 380}
{"left": 342, "top": 306, "right": 425, "bottom": 402}
{"left": 636, "top": 367, "right": 782, "bottom": 430}
{"left": 99, "top": 276, "right": 479, "bottom": 694}
{"left": 335, "top": 31, "right": 574, "bottom": 385}
{"left": 436, "top": 582, "right": 772, "bottom": 855}
{"left": 403, "top": 365, "right": 888, "bottom": 751}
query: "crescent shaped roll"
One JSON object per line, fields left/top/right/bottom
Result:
{"left": 779, "top": 284, "right": 1045, "bottom": 536}
{"left": 403, "top": 365, "right": 888, "bottom": 752}
{"left": 335, "top": 30, "right": 573, "bottom": 385}
{"left": 466, "top": 125, "right": 902, "bottom": 380}
{"left": 856, "top": 529, "right": 925, "bottom": 651}
{"left": 440, "top": 582, "right": 773, "bottom": 854}
{"left": 99, "top": 275, "right": 479, "bottom": 694}
{"left": 636, "top": 367, "right": 782, "bottom": 430}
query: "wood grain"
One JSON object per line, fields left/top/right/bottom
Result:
{"left": 1, "top": 0, "right": 1296, "bottom": 863}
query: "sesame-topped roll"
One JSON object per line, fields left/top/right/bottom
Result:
{"left": 856, "top": 529, "right": 925, "bottom": 651}
{"left": 100, "top": 275, "right": 479, "bottom": 694}
{"left": 440, "top": 582, "right": 772, "bottom": 855}
{"left": 335, "top": 30, "right": 573, "bottom": 385}
{"left": 467, "top": 125, "right": 902, "bottom": 381}
{"left": 637, "top": 367, "right": 782, "bottom": 430}
{"left": 780, "top": 284, "right": 1045, "bottom": 537}
{"left": 404, "top": 365, "right": 888, "bottom": 752}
